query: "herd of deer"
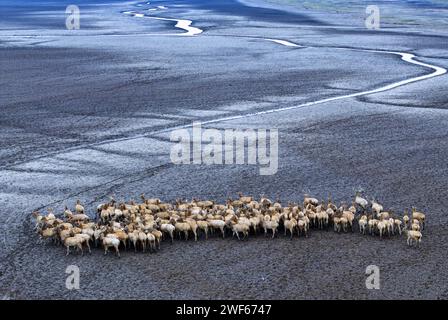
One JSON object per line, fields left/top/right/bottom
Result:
{"left": 33, "top": 192, "right": 426, "bottom": 257}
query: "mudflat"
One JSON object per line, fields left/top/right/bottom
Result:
{"left": 1, "top": 0, "right": 447, "bottom": 299}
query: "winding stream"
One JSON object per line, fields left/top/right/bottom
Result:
{"left": 124, "top": 1, "right": 447, "bottom": 124}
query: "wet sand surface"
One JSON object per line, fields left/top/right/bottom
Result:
{"left": 1, "top": 0, "right": 448, "bottom": 299}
